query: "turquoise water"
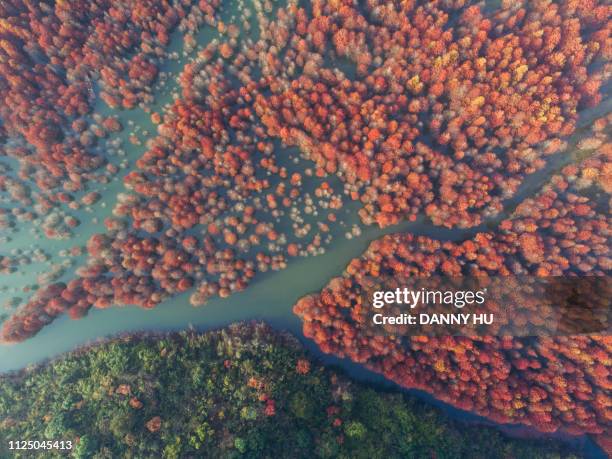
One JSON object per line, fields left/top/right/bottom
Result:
{"left": 0, "top": 2, "right": 609, "bottom": 457}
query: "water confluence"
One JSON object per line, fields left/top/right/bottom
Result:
{"left": 0, "top": 6, "right": 608, "bottom": 458}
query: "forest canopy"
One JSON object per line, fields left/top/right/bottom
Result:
{"left": 0, "top": 322, "right": 584, "bottom": 458}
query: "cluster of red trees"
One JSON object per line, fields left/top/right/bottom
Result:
{"left": 0, "top": 8, "right": 350, "bottom": 341}
{"left": 294, "top": 136, "right": 612, "bottom": 452}
{"left": 254, "top": 0, "right": 609, "bottom": 228}
{"left": 0, "top": 4, "right": 610, "bottom": 453}
{"left": 0, "top": 0, "right": 220, "bottom": 227}
{"left": 1, "top": 0, "right": 609, "bottom": 342}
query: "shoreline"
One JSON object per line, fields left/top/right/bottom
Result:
{"left": 1, "top": 320, "right": 605, "bottom": 459}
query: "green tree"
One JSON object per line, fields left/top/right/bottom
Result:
{"left": 72, "top": 434, "right": 96, "bottom": 459}
{"left": 234, "top": 437, "right": 247, "bottom": 454}
{"left": 290, "top": 391, "right": 314, "bottom": 420}
{"left": 344, "top": 421, "right": 366, "bottom": 439}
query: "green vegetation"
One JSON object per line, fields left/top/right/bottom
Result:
{"left": 0, "top": 323, "right": 580, "bottom": 458}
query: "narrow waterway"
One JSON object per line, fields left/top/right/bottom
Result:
{"left": 1, "top": 90, "right": 607, "bottom": 376}
{"left": 0, "top": 2, "right": 609, "bottom": 457}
